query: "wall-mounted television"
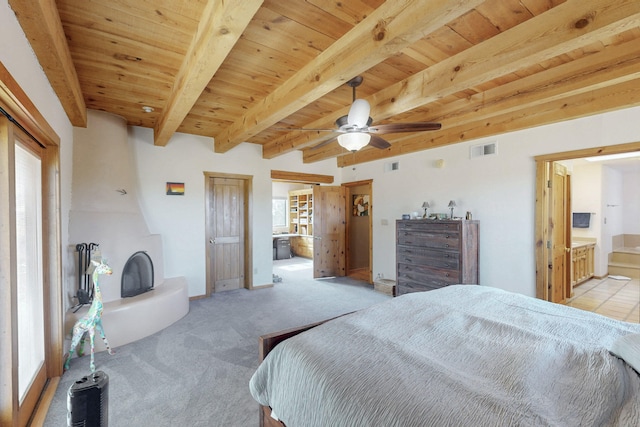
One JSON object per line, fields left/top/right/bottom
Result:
{"left": 572, "top": 212, "right": 591, "bottom": 229}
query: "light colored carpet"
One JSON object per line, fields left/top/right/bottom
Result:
{"left": 45, "top": 257, "right": 390, "bottom": 426}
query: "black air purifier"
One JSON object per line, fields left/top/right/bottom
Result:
{"left": 67, "top": 371, "right": 109, "bottom": 426}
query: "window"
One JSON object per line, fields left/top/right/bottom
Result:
{"left": 15, "top": 143, "right": 45, "bottom": 402}
{"left": 272, "top": 198, "right": 287, "bottom": 228}
{"left": 1, "top": 62, "right": 63, "bottom": 425}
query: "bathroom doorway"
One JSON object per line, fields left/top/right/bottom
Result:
{"left": 534, "top": 141, "right": 640, "bottom": 302}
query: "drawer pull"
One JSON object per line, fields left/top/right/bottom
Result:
{"left": 445, "top": 273, "right": 450, "bottom": 277}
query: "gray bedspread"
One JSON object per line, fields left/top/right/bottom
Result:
{"left": 249, "top": 285, "right": 640, "bottom": 426}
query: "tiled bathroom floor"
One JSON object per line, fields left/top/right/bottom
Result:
{"left": 566, "top": 276, "right": 640, "bottom": 324}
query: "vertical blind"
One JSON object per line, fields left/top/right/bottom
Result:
{"left": 15, "top": 143, "right": 44, "bottom": 402}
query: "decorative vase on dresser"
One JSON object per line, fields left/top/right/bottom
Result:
{"left": 396, "top": 219, "right": 479, "bottom": 295}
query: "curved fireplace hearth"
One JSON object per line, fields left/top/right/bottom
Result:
{"left": 121, "top": 251, "right": 154, "bottom": 298}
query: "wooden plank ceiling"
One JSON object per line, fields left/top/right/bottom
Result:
{"left": 9, "top": 0, "right": 640, "bottom": 166}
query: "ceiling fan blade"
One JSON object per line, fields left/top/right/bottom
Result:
{"left": 272, "top": 127, "right": 338, "bottom": 132}
{"left": 309, "top": 133, "right": 339, "bottom": 150}
{"left": 369, "top": 122, "right": 441, "bottom": 134}
{"left": 368, "top": 135, "right": 391, "bottom": 149}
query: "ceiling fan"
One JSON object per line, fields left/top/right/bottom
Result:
{"left": 284, "top": 76, "right": 442, "bottom": 152}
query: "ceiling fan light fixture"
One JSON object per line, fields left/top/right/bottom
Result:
{"left": 347, "top": 99, "right": 371, "bottom": 128}
{"left": 337, "top": 132, "right": 370, "bottom": 151}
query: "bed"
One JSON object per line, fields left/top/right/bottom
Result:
{"left": 249, "top": 285, "right": 640, "bottom": 427}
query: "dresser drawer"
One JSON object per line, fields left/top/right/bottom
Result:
{"left": 397, "top": 246, "right": 459, "bottom": 269}
{"left": 398, "top": 263, "right": 460, "bottom": 286}
{"left": 397, "top": 280, "right": 442, "bottom": 295}
{"left": 397, "top": 230, "right": 459, "bottom": 250}
{"left": 397, "top": 221, "right": 460, "bottom": 233}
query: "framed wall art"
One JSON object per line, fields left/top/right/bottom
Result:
{"left": 166, "top": 182, "right": 185, "bottom": 195}
{"left": 352, "top": 194, "right": 369, "bottom": 216}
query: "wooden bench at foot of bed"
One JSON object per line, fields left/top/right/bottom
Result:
{"left": 257, "top": 314, "right": 351, "bottom": 427}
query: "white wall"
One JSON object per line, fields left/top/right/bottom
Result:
{"left": 602, "top": 166, "right": 624, "bottom": 271}
{"left": 571, "top": 163, "right": 606, "bottom": 275}
{"left": 129, "top": 127, "right": 340, "bottom": 296}
{"left": 622, "top": 169, "right": 640, "bottom": 235}
{"left": 571, "top": 162, "right": 602, "bottom": 236}
{"left": 1, "top": 1, "right": 74, "bottom": 292}
{"left": 602, "top": 167, "right": 625, "bottom": 238}
{"left": 341, "top": 107, "right": 640, "bottom": 297}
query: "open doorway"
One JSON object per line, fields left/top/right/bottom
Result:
{"left": 272, "top": 181, "right": 316, "bottom": 282}
{"left": 270, "top": 171, "right": 372, "bottom": 285}
{"left": 535, "top": 142, "right": 640, "bottom": 306}
{"left": 343, "top": 180, "right": 373, "bottom": 283}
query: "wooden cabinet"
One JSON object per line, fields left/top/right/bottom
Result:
{"left": 291, "top": 235, "right": 313, "bottom": 258}
{"left": 396, "top": 220, "right": 479, "bottom": 295}
{"left": 571, "top": 242, "right": 595, "bottom": 288}
{"left": 289, "top": 189, "right": 313, "bottom": 236}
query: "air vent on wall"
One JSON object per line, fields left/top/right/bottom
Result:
{"left": 470, "top": 141, "right": 497, "bottom": 159}
{"left": 384, "top": 161, "right": 400, "bottom": 172}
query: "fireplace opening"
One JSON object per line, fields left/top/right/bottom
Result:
{"left": 121, "top": 251, "right": 154, "bottom": 298}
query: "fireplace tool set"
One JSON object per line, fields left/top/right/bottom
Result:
{"left": 72, "top": 243, "right": 99, "bottom": 312}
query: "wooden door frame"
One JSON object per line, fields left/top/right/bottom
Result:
{"left": 565, "top": 173, "right": 573, "bottom": 299}
{"left": 342, "top": 180, "right": 373, "bottom": 284}
{"left": 0, "top": 62, "right": 63, "bottom": 425}
{"left": 534, "top": 140, "right": 640, "bottom": 300}
{"left": 204, "top": 172, "right": 253, "bottom": 296}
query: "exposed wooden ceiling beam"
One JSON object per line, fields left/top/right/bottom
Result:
{"left": 213, "top": 0, "right": 485, "bottom": 154}
{"left": 8, "top": 0, "right": 87, "bottom": 127}
{"left": 270, "top": 170, "right": 333, "bottom": 184}
{"left": 417, "top": 41, "right": 640, "bottom": 129}
{"left": 335, "top": 78, "right": 640, "bottom": 167}
{"left": 153, "top": 0, "right": 263, "bottom": 147}
{"left": 266, "top": 0, "right": 640, "bottom": 159}
{"left": 303, "top": 38, "right": 640, "bottom": 163}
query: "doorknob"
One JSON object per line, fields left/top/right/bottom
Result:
{"left": 210, "top": 238, "right": 215, "bottom": 244}
{"left": 564, "top": 247, "right": 571, "bottom": 253}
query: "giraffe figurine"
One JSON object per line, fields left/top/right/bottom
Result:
{"left": 64, "top": 258, "right": 115, "bottom": 372}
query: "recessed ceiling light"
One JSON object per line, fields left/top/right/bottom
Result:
{"left": 141, "top": 106, "right": 154, "bottom": 113}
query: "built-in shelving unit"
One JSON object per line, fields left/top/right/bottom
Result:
{"left": 288, "top": 189, "right": 314, "bottom": 258}
{"left": 289, "top": 189, "right": 313, "bottom": 236}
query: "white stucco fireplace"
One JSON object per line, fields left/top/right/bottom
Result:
{"left": 65, "top": 110, "right": 189, "bottom": 352}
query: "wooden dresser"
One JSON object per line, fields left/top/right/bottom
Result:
{"left": 396, "top": 219, "right": 479, "bottom": 295}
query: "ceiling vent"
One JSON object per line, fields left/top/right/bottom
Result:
{"left": 470, "top": 141, "right": 497, "bottom": 159}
